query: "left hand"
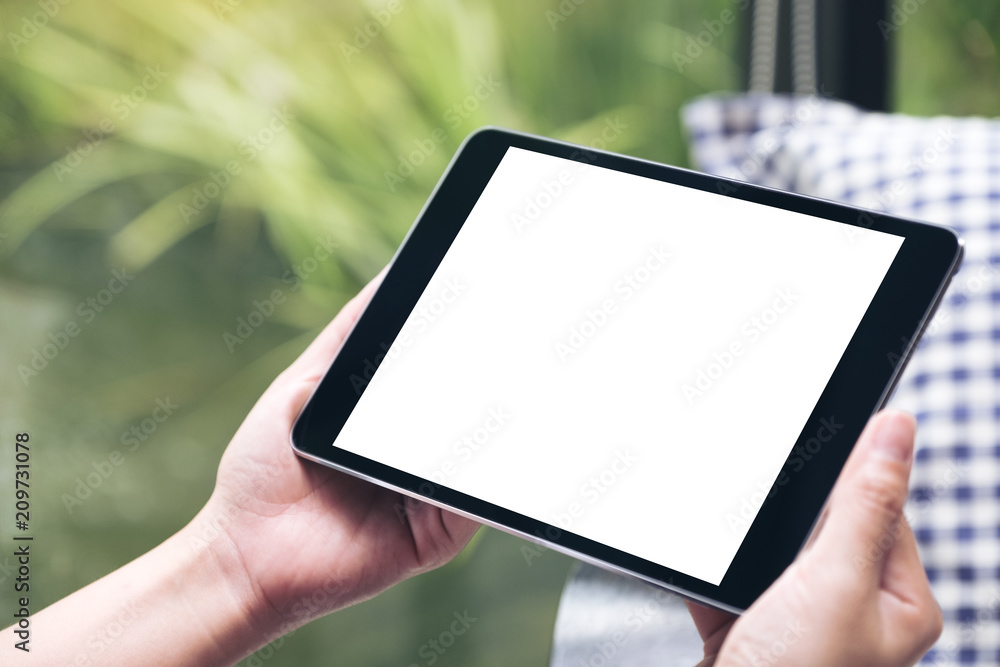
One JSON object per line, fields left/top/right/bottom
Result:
{"left": 196, "top": 272, "right": 480, "bottom": 637}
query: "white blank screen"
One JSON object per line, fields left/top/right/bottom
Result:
{"left": 335, "top": 147, "right": 904, "bottom": 585}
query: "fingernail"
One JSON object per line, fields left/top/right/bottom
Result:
{"left": 872, "top": 412, "right": 914, "bottom": 464}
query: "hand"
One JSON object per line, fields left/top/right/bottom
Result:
{"left": 686, "top": 410, "right": 942, "bottom": 666}
{"left": 194, "top": 271, "right": 480, "bottom": 639}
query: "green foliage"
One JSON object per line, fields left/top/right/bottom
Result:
{"left": 0, "top": 0, "right": 739, "bottom": 282}
{"left": 0, "top": 1, "right": 740, "bottom": 664}
{"left": 894, "top": 0, "right": 1000, "bottom": 115}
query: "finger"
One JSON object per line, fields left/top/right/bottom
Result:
{"left": 685, "top": 600, "right": 737, "bottom": 648}
{"left": 283, "top": 267, "right": 387, "bottom": 379}
{"left": 812, "top": 410, "right": 915, "bottom": 581}
{"left": 441, "top": 507, "right": 481, "bottom": 546}
{"left": 879, "top": 518, "right": 944, "bottom": 660}
{"left": 880, "top": 516, "right": 932, "bottom": 605}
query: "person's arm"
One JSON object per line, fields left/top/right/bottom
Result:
{"left": 10, "top": 518, "right": 273, "bottom": 665}
{"left": 687, "top": 409, "right": 943, "bottom": 666}
{"left": 3, "top": 273, "right": 480, "bottom": 666}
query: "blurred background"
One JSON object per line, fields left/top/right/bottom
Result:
{"left": 0, "top": 0, "right": 997, "bottom": 664}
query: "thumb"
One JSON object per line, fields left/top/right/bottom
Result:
{"left": 812, "top": 410, "right": 916, "bottom": 579}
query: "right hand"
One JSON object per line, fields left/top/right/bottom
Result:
{"left": 687, "top": 410, "right": 943, "bottom": 666}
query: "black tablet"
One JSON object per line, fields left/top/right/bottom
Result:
{"left": 291, "top": 127, "right": 963, "bottom": 613}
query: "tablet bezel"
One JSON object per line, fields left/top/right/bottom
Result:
{"left": 290, "top": 127, "right": 964, "bottom": 613}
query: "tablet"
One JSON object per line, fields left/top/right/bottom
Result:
{"left": 291, "top": 127, "right": 963, "bottom": 613}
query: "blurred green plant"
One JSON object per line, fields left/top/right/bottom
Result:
{"left": 0, "top": 1, "right": 740, "bottom": 664}
{"left": 894, "top": 0, "right": 1000, "bottom": 115}
{"left": 0, "top": 0, "right": 734, "bottom": 292}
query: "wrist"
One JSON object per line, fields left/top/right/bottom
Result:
{"left": 186, "top": 492, "right": 354, "bottom": 647}
{"left": 174, "top": 501, "right": 287, "bottom": 662}
{"left": 16, "top": 500, "right": 288, "bottom": 667}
